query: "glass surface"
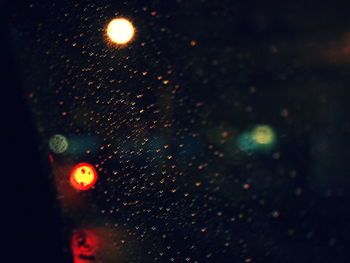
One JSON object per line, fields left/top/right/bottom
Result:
{"left": 6, "top": 1, "right": 350, "bottom": 262}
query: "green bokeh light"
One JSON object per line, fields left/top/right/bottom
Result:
{"left": 49, "top": 134, "right": 68, "bottom": 154}
{"left": 236, "top": 125, "right": 276, "bottom": 153}
{"left": 251, "top": 125, "right": 275, "bottom": 145}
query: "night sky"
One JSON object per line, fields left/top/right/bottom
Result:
{"left": 2, "top": 0, "right": 350, "bottom": 262}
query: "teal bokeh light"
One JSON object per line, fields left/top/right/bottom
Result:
{"left": 236, "top": 132, "right": 258, "bottom": 152}
{"left": 66, "top": 135, "right": 100, "bottom": 156}
{"left": 236, "top": 125, "right": 277, "bottom": 153}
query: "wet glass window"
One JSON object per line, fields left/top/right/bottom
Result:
{"left": 4, "top": 0, "right": 350, "bottom": 262}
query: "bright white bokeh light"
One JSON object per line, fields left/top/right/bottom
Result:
{"left": 106, "top": 18, "right": 135, "bottom": 44}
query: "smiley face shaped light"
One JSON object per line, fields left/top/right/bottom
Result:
{"left": 70, "top": 163, "right": 97, "bottom": 191}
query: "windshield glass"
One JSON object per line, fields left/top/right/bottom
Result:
{"left": 6, "top": 1, "right": 350, "bottom": 262}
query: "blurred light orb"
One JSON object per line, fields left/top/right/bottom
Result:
{"left": 71, "top": 229, "right": 98, "bottom": 260}
{"left": 70, "top": 163, "right": 97, "bottom": 191}
{"left": 49, "top": 134, "right": 68, "bottom": 154}
{"left": 252, "top": 125, "right": 275, "bottom": 145}
{"left": 107, "top": 18, "right": 135, "bottom": 44}
{"left": 237, "top": 132, "right": 258, "bottom": 152}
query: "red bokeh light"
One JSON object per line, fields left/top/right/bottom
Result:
{"left": 70, "top": 163, "right": 97, "bottom": 191}
{"left": 71, "top": 229, "right": 99, "bottom": 263}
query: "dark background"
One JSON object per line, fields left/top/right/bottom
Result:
{"left": 1, "top": 0, "right": 350, "bottom": 262}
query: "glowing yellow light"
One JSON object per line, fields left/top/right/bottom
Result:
{"left": 106, "top": 18, "right": 135, "bottom": 44}
{"left": 70, "top": 163, "right": 97, "bottom": 191}
{"left": 252, "top": 125, "right": 275, "bottom": 145}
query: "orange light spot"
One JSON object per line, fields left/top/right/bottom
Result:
{"left": 70, "top": 163, "right": 97, "bottom": 191}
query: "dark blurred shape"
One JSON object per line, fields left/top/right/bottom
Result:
{"left": 0, "top": 2, "right": 71, "bottom": 263}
